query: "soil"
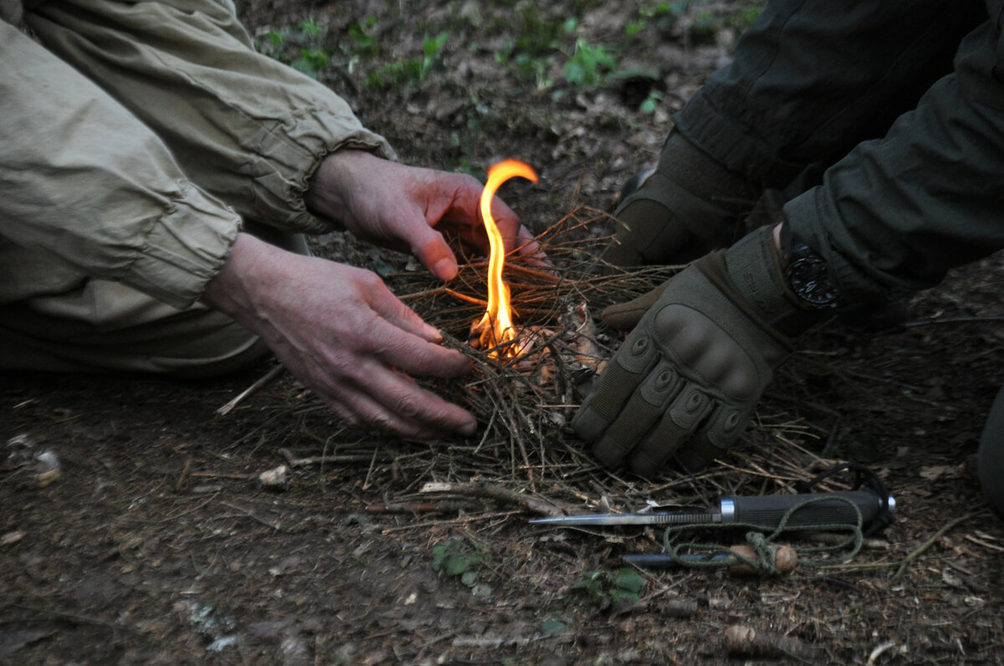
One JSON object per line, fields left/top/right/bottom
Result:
{"left": 3, "top": 1, "right": 1004, "bottom": 664}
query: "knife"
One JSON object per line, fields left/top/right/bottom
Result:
{"left": 529, "top": 490, "right": 895, "bottom": 530}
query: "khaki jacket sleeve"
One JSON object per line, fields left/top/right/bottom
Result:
{"left": 0, "top": 20, "right": 241, "bottom": 310}
{"left": 25, "top": 0, "right": 396, "bottom": 234}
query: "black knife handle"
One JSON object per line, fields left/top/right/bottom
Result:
{"left": 724, "top": 490, "right": 891, "bottom": 529}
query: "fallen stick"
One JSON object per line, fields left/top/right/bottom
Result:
{"left": 279, "top": 448, "right": 380, "bottom": 467}
{"left": 891, "top": 510, "right": 987, "bottom": 581}
{"left": 725, "top": 625, "right": 815, "bottom": 661}
{"left": 216, "top": 364, "right": 285, "bottom": 417}
{"left": 420, "top": 481, "right": 569, "bottom": 518}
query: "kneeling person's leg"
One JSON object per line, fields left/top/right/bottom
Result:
{"left": 978, "top": 384, "right": 1004, "bottom": 517}
{"left": 0, "top": 279, "right": 268, "bottom": 378}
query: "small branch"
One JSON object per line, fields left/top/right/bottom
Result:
{"left": 420, "top": 481, "right": 570, "bottom": 517}
{"left": 903, "top": 316, "right": 1004, "bottom": 328}
{"left": 445, "top": 288, "right": 488, "bottom": 307}
{"left": 725, "top": 625, "right": 816, "bottom": 661}
{"left": 216, "top": 364, "right": 285, "bottom": 417}
{"left": 891, "top": 510, "right": 988, "bottom": 581}
{"left": 279, "top": 447, "right": 378, "bottom": 467}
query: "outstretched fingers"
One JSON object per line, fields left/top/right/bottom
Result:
{"left": 353, "top": 360, "right": 477, "bottom": 437}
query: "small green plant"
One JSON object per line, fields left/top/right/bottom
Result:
{"left": 365, "top": 31, "right": 450, "bottom": 90}
{"left": 514, "top": 5, "right": 576, "bottom": 54}
{"left": 257, "top": 18, "right": 332, "bottom": 79}
{"left": 345, "top": 17, "right": 380, "bottom": 59}
{"left": 539, "top": 619, "right": 568, "bottom": 637}
{"left": 570, "top": 568, "right": 646, "bottom": 608}
{"left": 565, "top": 37, "right": 617, "bottom": 86}
{"left": 730, "top": 4, "right": 765, "bottom": 33}
{"left": 431, "top": 538, "right": 489, "bottom": 593}
{"left": 639, "top": 89, "right": 665, "bottom": 114}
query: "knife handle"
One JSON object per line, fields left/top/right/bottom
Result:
{"left": 725, "top": 490, "right": 892, "bottom": 529}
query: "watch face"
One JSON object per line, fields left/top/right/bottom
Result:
{"left": 786, "top": 256, "right": 840, "bottom": 308}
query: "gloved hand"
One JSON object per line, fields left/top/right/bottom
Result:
{"left": 573, "top": 225, "right": 821, "bottom": 475}
{"left": 600, "top": 132, "right": 757, "bottom": 268}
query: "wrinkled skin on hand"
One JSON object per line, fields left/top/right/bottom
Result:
{"left": 306, "top": 150, "right": 541, "bottom": 280}
{"left": 203, "top": 234, "right": 477, "bottom": 438}
{"left": 203, "top": 150, "right": 539, "bottom": 439}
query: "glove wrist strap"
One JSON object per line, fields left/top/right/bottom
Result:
{"left": 719, "top": 226, "right": 823, "bottom": 338}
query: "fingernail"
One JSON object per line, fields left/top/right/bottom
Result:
{"left": 433, "top": 258, "right": 456, "bottom": 280}
{"left": 460, "top": 420, "right": 477, "bottom": 437}
{"left": 423, "top": 323, "right": 443, "bottom": 342}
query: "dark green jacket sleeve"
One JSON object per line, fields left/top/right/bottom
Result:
{"left": 785, "top": 19, "right": 1004, "bottom": 301}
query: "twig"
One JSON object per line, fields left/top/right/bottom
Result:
{"left": 420, "top": 481, "right": 570, "bottom": 517}
{"left": 380, "top": 510, "right": 522, "bottom": 533}
{"left": 279, "top": 447, "right": 378, "bottom": 467}
{"left": 903, "top": 316, "right": 1004, "bottom": 328}
{"left": 216, "top": 364, "right": 285, "bottom": 417}
{"left": 221, "top": 501, "right": 283, "bottom": 531}
{"left": 890, "top": 510, "right": 988, "bottom": 581}
{"left": 867, "top": 639, "right": 898, "bottom": 664}
{"left": 725, "top": 625, "right": 816, "bottom": 661}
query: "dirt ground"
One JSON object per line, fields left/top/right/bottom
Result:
{"left": 4, "top": 1, "right": 1004, "bottom": 664}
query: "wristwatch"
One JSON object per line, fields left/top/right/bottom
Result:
{"left": 779, "top": 223, "right": 842, "bottom": 309}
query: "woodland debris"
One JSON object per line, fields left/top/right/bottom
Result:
{"left": 420, "top": 481, "right": 570, "bottom": 517}
{"left": 258, "top": 464, "right": 290, "bottom": 491}
{"left": 725, "top": 624, "right": 816, "bottom": 660}
{"left": 659, "top": 598, "right": 699, "bottom": 618}
{"left": 216, "top": 363, "right": 285, "bottom": 417}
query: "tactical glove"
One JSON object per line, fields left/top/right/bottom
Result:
{"left": 601, "top": 132, "right": 757, "bottom": 268}
{"left": 574, "top": 225, "right": 822, "bottom": 475}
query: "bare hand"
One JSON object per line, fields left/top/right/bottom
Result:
{"left": 202, "top": 233, "right": 477, "bottom": 439}
{"left": 306, "top": 150, "right": 540, "bottom": 280}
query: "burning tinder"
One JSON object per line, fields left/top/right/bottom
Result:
{"left": 472, "top": 159, "right": 538, "bottom": 359}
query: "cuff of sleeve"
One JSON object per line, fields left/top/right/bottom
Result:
{"left": 250, "top": 105, "right": 396, "bottom": 234}
{"left": 783, "top": 188, "right": 905, "bottom": 303}
{"left": 123, "top": 183, "right": 243, "bottom": 311}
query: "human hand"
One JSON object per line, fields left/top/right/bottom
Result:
{"left": 306, "top": 150, "right": 540, "bottom": 280}
{"left": 202, "top": 233, "right": 477, "bottom": 439}
{"left": 573, "top": 226, "right": 818, "bottom": 475}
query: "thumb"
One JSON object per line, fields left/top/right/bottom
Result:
{"left": 601, "top": 280, "right": 671, "bottom": 331}
{"left": 410, "top": 225, "right": 458, "bottom": 281}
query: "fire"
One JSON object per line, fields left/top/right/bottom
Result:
{"left": 474, "top": 159, "right": 538, "bottom": 358}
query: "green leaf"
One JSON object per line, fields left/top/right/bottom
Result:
{"left": 460, "top": 571, "right": 478, "bottom": 587}
{"left": 444, "top": 553, "right": 469, "bottom": 576}
{"left": 614, "top": 567, "right": 646, "bottom": 595}
{"left": 299, "top": 17, "right": 321, "bottom": 39}
{"left": 431, "top": 543, "right": 449, "bottom": 572}
{"left": 565, "top": 37, "right": 617, "bottom": 86}
{"left": 540, "top": 619, "right": 568, "bottom": 637}
{"left": 371, "top": 258, "right": 394, "bottom": 277}
{"left": 423, "top": 31, "right": 450, "bottom": 58}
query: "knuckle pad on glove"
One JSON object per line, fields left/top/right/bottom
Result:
{"left": 654, "top": 304, "right": 760, "bottom": 401}
{"left": 705, "top": 405, "right": 750, "bottom": 448}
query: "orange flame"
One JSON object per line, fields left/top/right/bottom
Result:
{"left": 475, "top": 159, "right": 538, "bottom": 358}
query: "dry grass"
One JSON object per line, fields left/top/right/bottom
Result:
{"left": 291, "top": 205, "right": 856, "bottom": 517}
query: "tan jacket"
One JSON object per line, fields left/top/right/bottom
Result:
{"left": 0, "top": 0, "right": 393, "bottom": 310}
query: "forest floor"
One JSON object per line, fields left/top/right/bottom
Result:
{"left": 3, "top": 1, "right": 1004, "bottom": 664}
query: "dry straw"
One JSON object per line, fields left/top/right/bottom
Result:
{"left": 284, "top": 205, "right": 847, "bottom": 515}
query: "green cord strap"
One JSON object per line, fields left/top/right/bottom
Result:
{"left": 661, "top": 495, "right": 865, "bottom": 575}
